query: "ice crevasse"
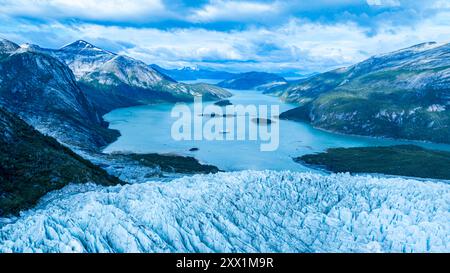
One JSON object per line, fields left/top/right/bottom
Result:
{"left": 0, "top": 170, "right": 448, "bottom": 253}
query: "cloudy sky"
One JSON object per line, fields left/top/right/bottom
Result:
{"left": 0, "top": 0, "right": 449, "bottom": 73}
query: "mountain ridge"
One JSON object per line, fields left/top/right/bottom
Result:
{"left": 217, "top": 71, "right": 287, "bottom": 90}
{"left": 0, "top": 42, "right": 119, "bottom": 149}
{"left": 0, "top": 38, "right": 231, "bottom": 150}
{"left": 51, "top": 41, "right": 231, "bottom": 113}
{"left": 150, "top": 64, "right": 236, "bottom": 81}
{"left": 0, "top": 38, "right": 19, "bottom": 56}
{"left": 269, "top": 41, "right": 450, "bottom": 144}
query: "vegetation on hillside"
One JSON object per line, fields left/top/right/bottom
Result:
{"left": 297, "top": 145, "right": 450, "bottom": 180}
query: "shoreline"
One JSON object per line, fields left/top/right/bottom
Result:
{"left": 279, "top": 113, "right": 450, "bottom": 151}
{"left": 296, "top": 145, "right": 450, "bottom": 181}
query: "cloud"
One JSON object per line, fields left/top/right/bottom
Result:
{"left": 366, "top": 0, "right": 400, "bottom": 7}
{"left": 89, "top": 15, "right": 450, "bottom": 73}
{"left": 431, "top": 0, "right": 450, "bottom": 8}
{"left": 4, "top": 13, "right": 449, "bottom": 74}
{"left": 0, "top": 0, "right": 449, "bottom": 73}
{"left": 188, "top": 0, "right": 281, "bottom": 23}
{"left": 0, "top": 0, "right": 168, "bottom": 22}
{"left": 0, "top": 0, "right": 447, "bottom": 30}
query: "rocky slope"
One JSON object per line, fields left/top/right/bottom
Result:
{"left": 52, "top": 41, "right": 231, "bottom": 114}
{"left": 0, "top": 39, "right": 19, "bottom": 57}
{"left": 218, "top": 72, "right": 287, "bottom": 90}
{"left": 0, "top": 107, "right": 120, "bottom": 216}
{"left": 269, "top": 42, "right": 450, "bottom": 143}
{"left": 0, "top": 39, "right": 119, "bottom": 149}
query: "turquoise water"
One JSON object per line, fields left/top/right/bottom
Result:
{"left": 103, "top": 84, "right": 450, "bottom": 172}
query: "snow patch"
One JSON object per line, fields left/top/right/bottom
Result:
{"left": 427, "top": 104, "right": 446, "bottom": 112}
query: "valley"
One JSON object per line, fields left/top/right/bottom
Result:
{"left": 103, "top": 88, "right": 450, "bottom": 172}
{"left": 0, "top": 37, "right": 449, "bottom": 253}
{"left": 0, "top": 39, "right": 231, "bottom": 216}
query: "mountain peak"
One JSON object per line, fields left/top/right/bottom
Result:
{"left": 398, "top": 41, "right": 439, "bottom": 52}
{"left": 60, "top": 40, "right": 101, "bottom": 51}
{"left": 0, "top": 38, "right": 20, "bottom": 54}
{"left": 18, "top": 43, "right": 44, "bottom": 53}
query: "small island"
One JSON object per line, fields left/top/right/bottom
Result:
{"left": 251, "top": 117, "right": 274, "bottom": 125}
{"left": 200, "top": 113, "right": 218, "bottom": 118}
{"left": 214, "top": 100, "right": 233, "bottom": 106}
{"left": 296, "top": 145, "right": 450, "bottom": 180}
{"left": 199, "top": 113, "right": 236, "bottom": 118}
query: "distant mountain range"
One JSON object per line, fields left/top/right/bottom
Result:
{"left": 267, "top": 42, "right": 450, "bottom": 144}
{"left": 150, "top": 64, "right": 235, "bottom": 81}
{"left": 150, "top": 64, "right": 301, "bottom": 87}
{"left": 153, "top": 63, "right": 292, "bottom": 90}
{"left": 217, "top": 72, "right": 287, "bottom": 90}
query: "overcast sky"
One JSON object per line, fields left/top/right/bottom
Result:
{"left": 1, "top": 0, "right": 449, "bottom": 73}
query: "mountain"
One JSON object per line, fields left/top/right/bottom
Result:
{"left": 52, "top": 41, "right": 231, "bottom": 114}
{"left": 150, "top": 64, "right": 303, "bottom": 84}
{"left": 150, "top": 64, "right": 235, "bottom": 81}
{"left": 217, "top": 72, "right": 287, "bottom": 90}
{"left": 269, "top": 42, "right": 450, "bottom": 144}
{"left": 0, "top": 39, "right": 19, "bottom": 57}
{"left": 277, "top": 71, "right": 317, "bottom": 80}
{"left": 0, "top": 39, "right": 119, "bottom": 149}
{"left": 0, "top": 107, "right": 120, "bottom": 216}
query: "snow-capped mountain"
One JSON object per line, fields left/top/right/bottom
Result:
{"left": 0, "top": 38, "right": 230, "bottom": 146}
{"left": 150, "top": 64, "right": 235, "bottom": 81}
{"left": 217, "top": 72, "right": 287, "bottom": 90}
{"left": 269, "top": 42, "right": 450, "bottom": 144}
{"left": 0, "top": 39, "right": 119, "bottom": 149}
{"left": 0, "top": 170, "right": 448, "bottom": 253}
{"left": 52, "top": 40, "right": 231, "bottom": 114}
{"left": 0, "top": 39, "right": 19, "bottom": 56}
{"left": 52, "top": 40, "right": 117, "bottom": 80}
{"left": 346, "top": 42, "right": 450, "bottom": 88}
{"left": 0, "top": 106, "right": 120, "bottom": 216}
{"left": 85, "top": 55, "right": 172, "bottom": 88}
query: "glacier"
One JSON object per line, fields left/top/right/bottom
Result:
{"left": 0, "top": 170, "right": 448, "bottom": 253}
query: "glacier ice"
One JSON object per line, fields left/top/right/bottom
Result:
{"left": 0, "top": 171, "right": 448, "bottom": 253}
